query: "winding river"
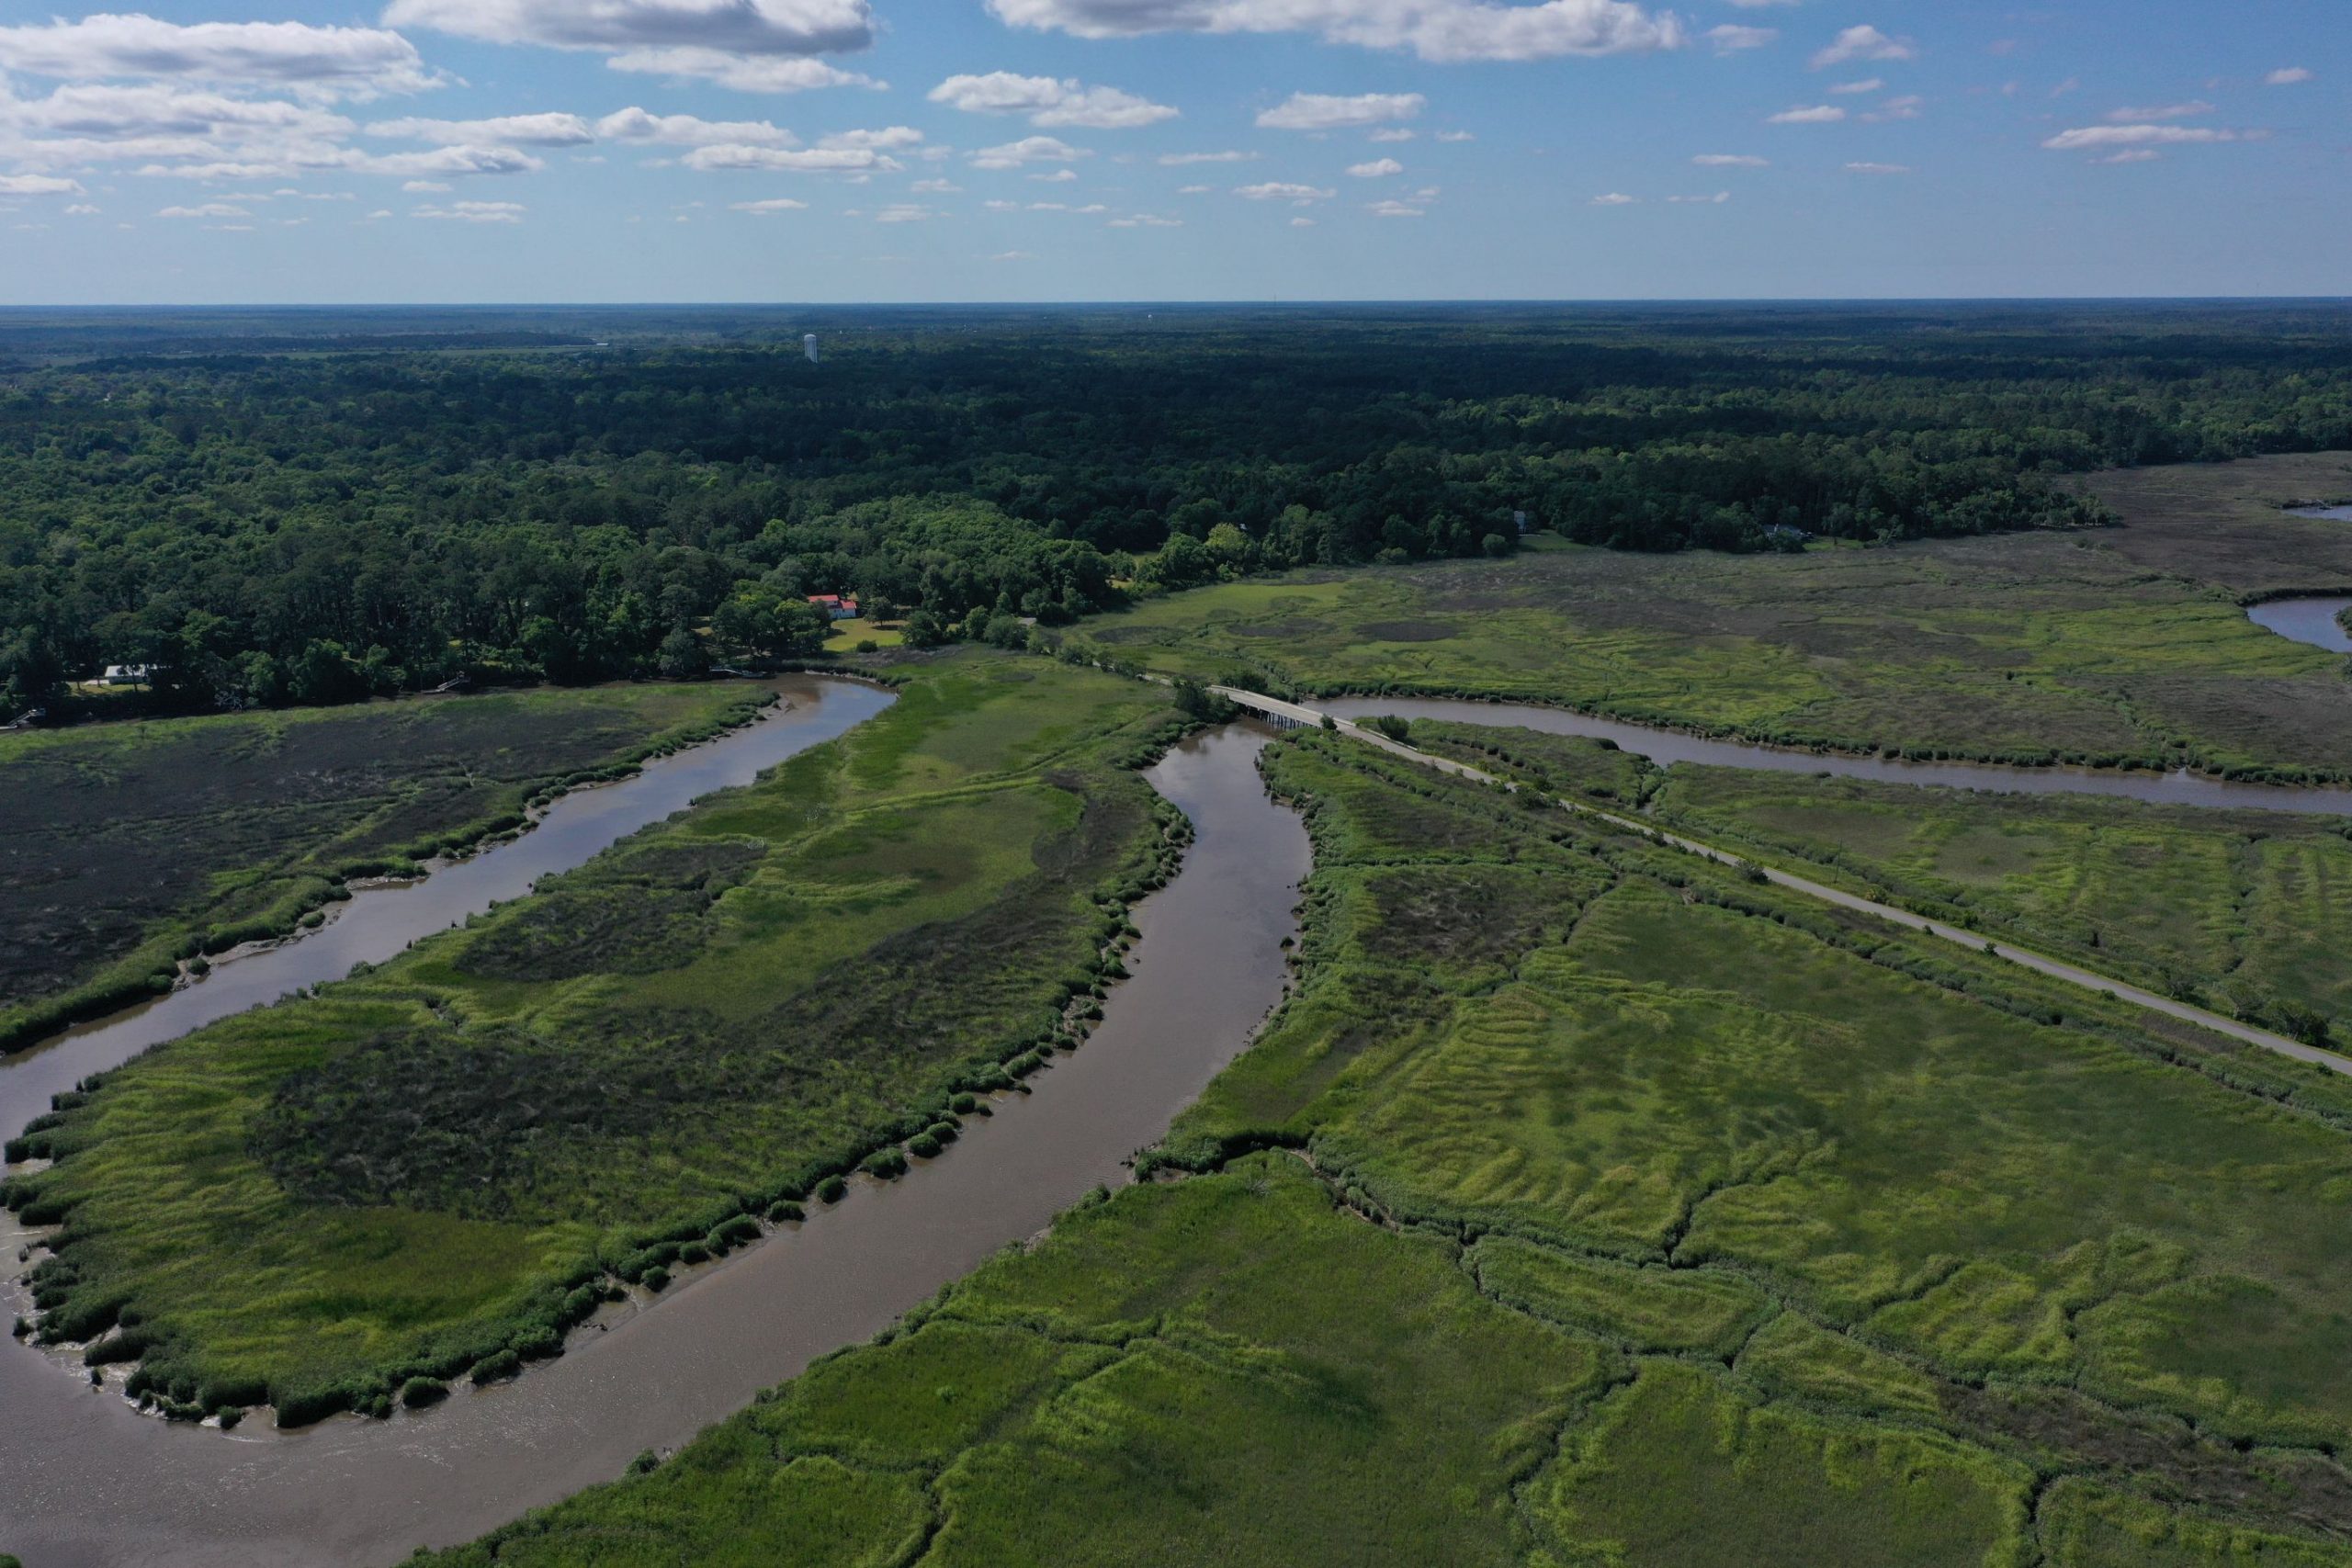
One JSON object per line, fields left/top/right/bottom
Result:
{"left": 11, "top": 601, "right": 2352, "bottom": 1563}
{"left": 0, "top": 689, "right": 1308, "bottom": 1567}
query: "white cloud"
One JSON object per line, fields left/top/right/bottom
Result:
{"left": 1767, "top": 104, "right": 1844, "bottom": 123}
{"left": 401, "top": 178, "right": 453, "bottom": 191}
{"left": 1664, "top": 189, "right": 1728, "bottom": 202}
{"left": 1257, "top": 91, "right": 1424, "bottom": 130}
{"left": 1177, "top": 182, "right": 1210, "bottom": 193}
{"left": 1368, "top": 127, "right": 1415, "bottom": 141}
{"left": 0, "top": 14, "right": 436, "bottom": 97}
{"left": 2093, "top": 149, "right": 2161, "bottom": 164}
{"left": 2266, "top": 66, "right": 2312, "bottom": 86}
{"left": 1827, "top": 77, "right": 1882, "bottom": 95}
{"left": 1028, "top": 166, "right": 1079, "bottom": 181}
{"left": 910, "top": 176, "right": 961, "bottom": 192}
{"left": 2106, "top": 100, "right": 2211, "bottom": 122}
{"left": 0, "top": 81, "right": 553, "bottom": 182}
{"left": 368, "top": 113, "right": 595, "bottom": 145}
{"left": 1589, "top": 191, "right": 1635, "bottom": 204}
{"left": 64, "top": 201, "right": 100, "bottom": 212}
{"left": 873, "top": 202, "right": 931, "bottom": 222}
{"left": 594, "top": 107, "right": 795, "bottom": 145}
{"left": 969, "top": 134, "right": 1089, "bottom": 168}
{"left": 1435, "top": 129, "right": 1475, "bottom": 141}
{"left": 1844, "top": 160, "right": 1908, "bottom": 174}
{"left": 1692, "top": 152, "right": 1766, "bottom": 167}
{"left": 1158, "top": 149, "right": 1257, "bottom": 164}
{"left": 987, "top": 248, "right": 1034, "bottom": 259}
{"left": 1705, "top": 25, "right": 1775, "bottom": 53}
{"left": 2042, "top": 122, "right": 2250, "bottom": 152}
{"left": 158, "top": 201, "right": 251, "bottom": 218}
{"left": 730, "top": 196, "right": 808, "bottom": 210}
{"left": 987, "top": 0, "right": 1684, "bottom": 63}
{"left": 983, "top": 197, "right": 1020, "bottom": 209}
{"left": 1365, "top": 197, "right": 1422, "bottom": 216}
{"left": 0, "top": 174, "right": 84, "bottom": 196}
{"left": 1106, "top": 212, "right": 1182, "bottom": 226}
{"left": 1862, "top": 94, "right": 1922, "bottom": 121}
{"left": 381, "top": 0, "right": 876, "bottom": 58}
{"left": 1346, "top": 156, "right": 1404, "bottom": 176}
{"left": 1810, "top": 24, "right": 1914, "bottom": 70}
{"left": 604, "top": 48, "right": 877, "bottom": 91}
{"left": 413, "top": 198, "right": 526, "bottom": 221}
{"left": 684, "top": 143, "right": 897, "bottom": 171}
{"left": 927, "top": 71, "right": 1177, "bottom": 129}
{"left": 1236, "top": 180, "right": 1333, "bottom": 200}
{"left": 359, "top": 145, "right": 548, "bottom": 176}
{"left": 819, "top": 125, "right": 923, "bottom": 149}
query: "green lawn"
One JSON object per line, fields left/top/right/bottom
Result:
{"left": 423, "top": 723, "right": 2352, "bottom": 1565}
{"left": 4, "top": 651, "right": 1193, "bottom": 1423}
{"left": 0, "top": 681, "right": 767, "bottom": 1052}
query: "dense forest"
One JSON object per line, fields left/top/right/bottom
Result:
{"left": 5, "top": 301, "right": 2351, "bottom": 721}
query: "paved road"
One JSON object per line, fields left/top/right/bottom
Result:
{"left": 1211, "top": 685, "right": 2352, "bottom": 1078}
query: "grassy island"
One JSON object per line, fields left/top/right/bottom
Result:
{"left": 4, "top": 652, "right": 1193, "bottom": 1424}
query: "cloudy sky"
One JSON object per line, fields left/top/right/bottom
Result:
{"left": 0, "top": 0, "right": 2341, "bottom": 303}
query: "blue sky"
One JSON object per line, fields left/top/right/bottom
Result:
{"left": 0, "top": 1, "right": 2342, "bottom": 302}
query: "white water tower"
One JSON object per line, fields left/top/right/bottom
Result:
{"left": 803, "top": 333, "right": 820, "bottom": 364}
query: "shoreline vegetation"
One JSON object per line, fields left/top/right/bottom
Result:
{"left": 0, "top": 681, "right": 782, "bottom": 1056}
{"left": 2, "top": 650, "right": 1204, "bottom": 1427}
{"left": 416, "top": 716, "right": 2352, "bottom": 1567}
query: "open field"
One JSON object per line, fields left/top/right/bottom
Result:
{"left": 1075, "top": 452, "right": 2352, "bottom": 781}
{"left": 426, "top": 724, "right": 2352, "bottom": 1565}
{"left": 821, "top": 617, "right": 906, "bottom": 655}
{"left": 2, "top": 652, "right": 1193, "bottom": 1424}
{"left": 0, "top": 682, "right": 766, "bottom": 1053}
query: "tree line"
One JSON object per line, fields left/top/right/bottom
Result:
{"left": 6, "top": 302, "right": 2350, "bottom": 720}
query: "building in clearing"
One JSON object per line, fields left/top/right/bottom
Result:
{"left": 808, "top": 593, "right": 859, "bottom": 619}
{"left": 100, "top": 664, "right": 153, "bottom": 686}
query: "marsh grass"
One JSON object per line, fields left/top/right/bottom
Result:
{"left": 0, "top": 682, "right": 766, "bottom": 1052}
{"left": 1077, "top": 453, "right": 2352, "bottom": 782}
{"left": 418, "top": 717, "right": 2352, "bottom": 1564}
{"left": 5, "top": 652, "right": 1197, "bottom": 1418}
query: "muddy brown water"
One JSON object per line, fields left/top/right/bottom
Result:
{"left": 1322, "top": 697, "right": 2352, "bottom": 816}
{"left": 0, "top": 716, "right": 1305, "bottom": 1567}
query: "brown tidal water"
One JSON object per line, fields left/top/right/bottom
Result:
{"left": 0, "top": 720, "right": 1305, "bottom": 1568}
{"left": 1323, "top": 696, "right": 2352, "bottom": 816}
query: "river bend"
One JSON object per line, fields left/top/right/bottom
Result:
{"left": 0, "top": 698, "right": 1307, "bottom": 1567}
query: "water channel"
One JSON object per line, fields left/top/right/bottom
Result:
{"left": 1324, "top": 689, "right": 2352, "bottom": 818}
{"left": 2291, "top": 505, "right": 2352, "bottom": 522}
{"left": 0, "top": 693, "right": 1308, "bottom": 1566}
